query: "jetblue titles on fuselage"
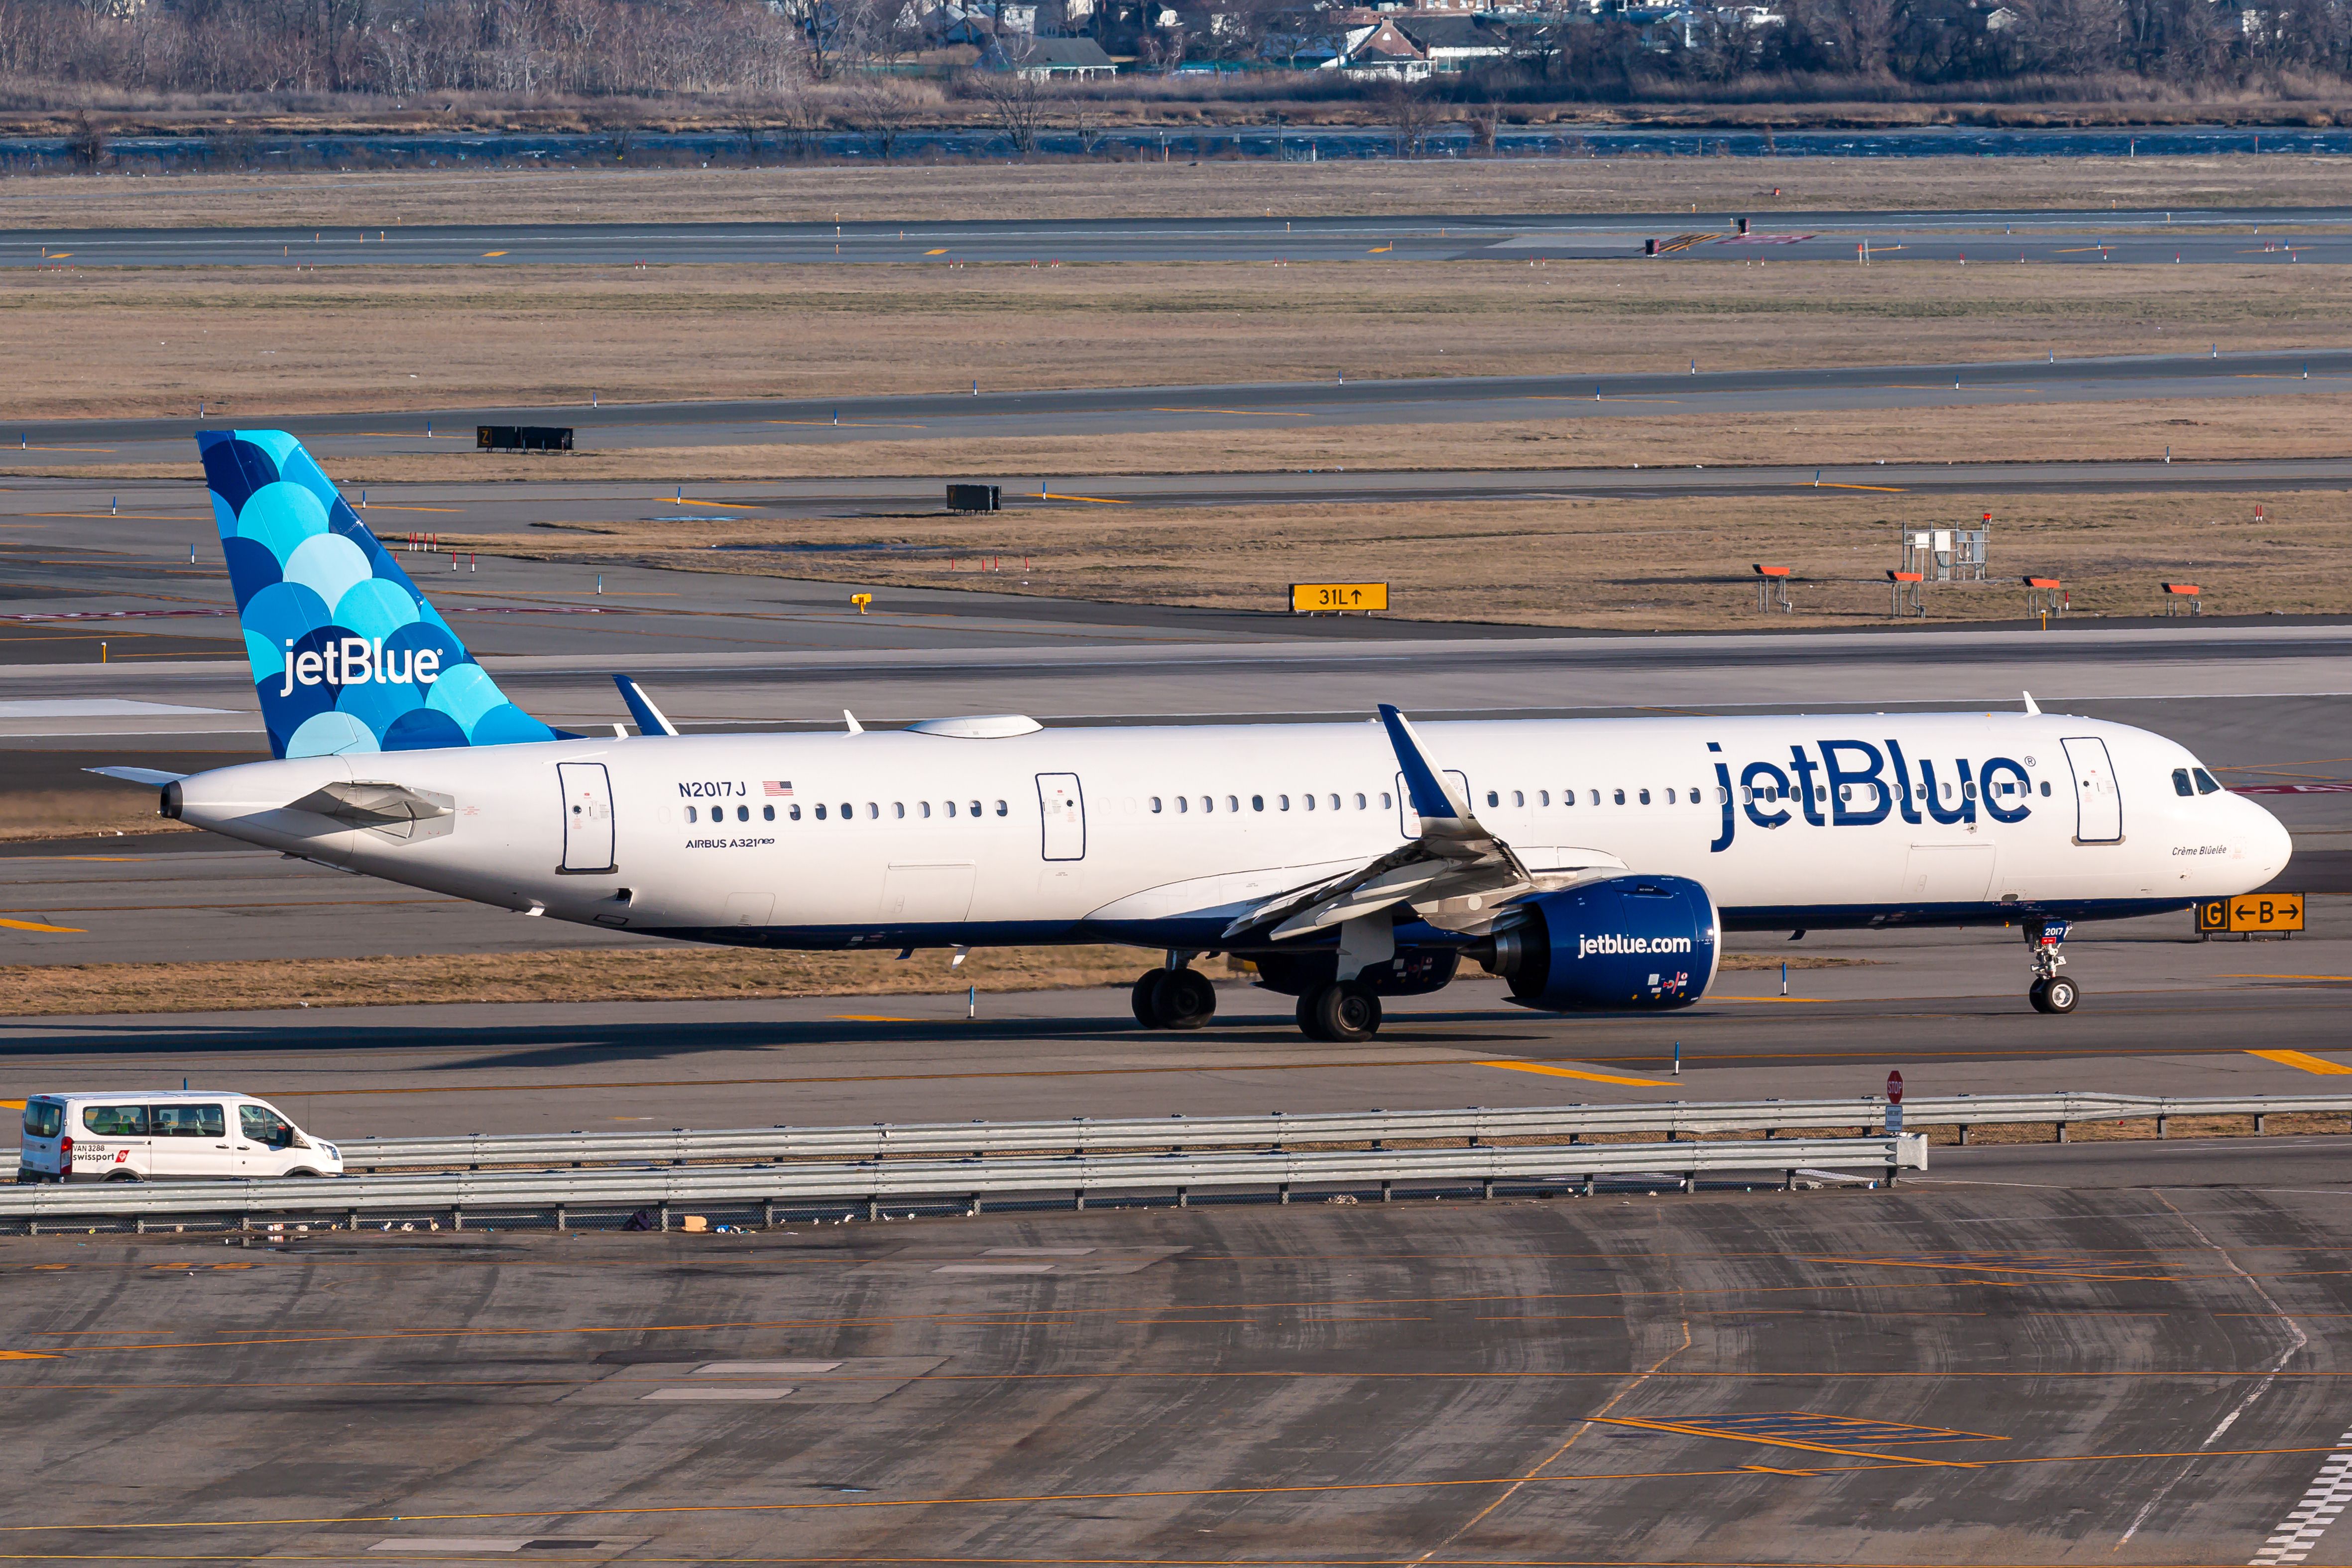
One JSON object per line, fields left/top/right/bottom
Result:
{"left": 1706, "top": 737, "right": 2034, "bottom": 852}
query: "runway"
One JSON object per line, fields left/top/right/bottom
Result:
{"left": 13, "top": 206, "right": 2352, "bottom": 267}
{"left": 12, "top": 348, "right": 2352, "bottom": 466}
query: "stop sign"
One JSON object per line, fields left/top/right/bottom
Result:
{"left": 1887, "top": 1071, "right": 1904, "bottom": 1105}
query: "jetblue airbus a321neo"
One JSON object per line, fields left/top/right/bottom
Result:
{"left": 94, "top": 431, "right": 2293, "bottom": 1039}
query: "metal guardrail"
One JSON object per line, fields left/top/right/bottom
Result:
{"left": 313, "top": 1090, "right": 2352, "bottom": 1172}
{"left": 0, "top": 1136, "right": 1926, "bottom": 1231}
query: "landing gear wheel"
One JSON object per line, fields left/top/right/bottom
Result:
{"left": 2041, "top": 975, "right": 2079, "bottom": 1014}
{"left": 1131, "top": 968, "right": 1169, "bottom": 1029}
{"left": 1151, "top": 967, "right": 1217, "bottom": 1030}
{"left": 1296, "top": 990, "right": 1329, "bottom": 1042}
{"left": 1306, "top": 981, "right": 1382, "bottom": 1042}
{"left": 2028, "top": 977, "right": 2050, "bottom": 1012}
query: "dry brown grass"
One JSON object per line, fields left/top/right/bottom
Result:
{"left": 461, "top": 484, "right": 2348, "bottom": 628}
{"left": 8, "top": 155, "right": 2352, "bottom": 230}
{"left": 0, "top": 943, "right": 1148, "bottom": 1017}
{"left": 6, "top": 259, "right": 2350, "bottom": 422}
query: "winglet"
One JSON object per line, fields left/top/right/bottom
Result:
{"left": 843, "top": 710, "right": 865, "bottom": 735}
{"left": 1377, "top": 704, "right": 1468, "bottom": 826}
{"left": 612, "top": 676, "right": 680, "bottom": 737}
{"left": 2022, "top": 690, "right": 2041, "bottom": 716}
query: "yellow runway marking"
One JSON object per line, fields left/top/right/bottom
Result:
{"left": 1369, "top": 244, "right": 1394, "bottom": 253}
{"left": 0, "top": 1350, "right": 53, "bottom": 1360}
{"left": 923, "top": 248, "right": 949, "bottom": 255}
{"left": 2248, "top": 1049, "right": 2352, "bottom": 1075}
{"left": 1798, "top": 482, "right": 1909, "bottom": 493}
{"left": 831, "top": 1014, "right": 918, "bottom": 1023}
{"left": 0, "top": 1100, "right": 18, "bottom": 1110}
{"left": 1711, "top": 995, "right": 1831, "bottom": 1003}
{"left": 23, "top": 513, "right": 200, "bottom": 521}
{"left": 1040, "top": 491, "right": 1131, "bottom": 504}
{"left": 359, "top": 504, "right": 467, "bottom": 514}
{"left": 0, "top": 917, "right": 84, "bottom": 933}
{"left": 1589, "top": 1417, "right": 1980, "bottom": 1468}
{"left": 2225, "top": 974, "right": 2352, "bottom": 982}
{"left": 666, "top": 497, "right": 760, "bottom": 510}
{"left": 763, "top": 420, "right": 928, "bottom": 430}
{"left": 1483, "top": 1059, "right": 1678, "bottom": 1088}
{"left": 1148, "top": 406, "right": 1312, "bottom": 417}
{"left": 480, "top": 250, "right": 509, "bottom": 257}
{"left": 10, "top": 448, "right": 116, "bottom": 455}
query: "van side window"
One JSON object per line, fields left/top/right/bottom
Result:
{"left": 152, "top": 1104, "right": 225, "bottom": 1138}
{"left": 239, "top": 1105, "right": 293, "bottom": 1147}
{"left": 83, "top": 1104, "right": 147, "bottom": 1136}
{"left": 22, "top": 1101, "right": 60, "bottom": 1139}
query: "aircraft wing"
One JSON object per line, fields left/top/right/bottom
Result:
{"left": 1220, "top": 705, "right": 1535, "bottom": 942}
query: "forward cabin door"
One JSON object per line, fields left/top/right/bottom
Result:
{"left": 558, "top": 762, "right": 617, "bottom": 872}
{"left": 1038, "top": 774, "right": 1085, "bottom": 861}
{"left": 2061, "top": 737, "right": 2123, "bottom": 843}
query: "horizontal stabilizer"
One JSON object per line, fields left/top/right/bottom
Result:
{"left": 85, "top": 766, "right": 187, "bottom": 787}
{"left": 613, "top": 676, "right": 680, "bottom": 737}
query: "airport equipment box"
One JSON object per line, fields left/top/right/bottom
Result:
{"left": 946, "top": 484, "right": 1001, "bottom": 513}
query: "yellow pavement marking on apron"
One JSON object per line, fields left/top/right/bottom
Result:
{"left": 0, "top": 918, "right": 84, "bottom": 933}
{"left": 1483, "top": 1060, "right": 1678, "bottom": 1088}
{"left": 2248, "top": 1049, "right": 2352, "bottom": 1075}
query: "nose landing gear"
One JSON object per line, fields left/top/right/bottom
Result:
{"left": 2026, "top": 919, "right": 2079, "bottom": 1013}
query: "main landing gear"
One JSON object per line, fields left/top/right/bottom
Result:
{"left": 2026, "top": 918, "right": 2079, "bottom": 1014}
{"left": 1296, "top": 981, "right": 1382, "bottom": 1043}
{"left": 1132, "top": 955, "right": 1217, "bottom": 1030}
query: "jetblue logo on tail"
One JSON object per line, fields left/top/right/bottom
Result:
{"left": 277, "top": 637, "right": 443, "bottom": 697}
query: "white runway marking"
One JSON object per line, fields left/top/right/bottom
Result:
{"left": 2251, "top": 1432, "right": 2352, "bottom": 1565}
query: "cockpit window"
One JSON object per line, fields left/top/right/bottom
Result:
{"left": 2172, "top": 768, "right": 2195, "bottom": 797}
{"left": 2193, "top": 768, "right": 2222, "bottom": 795}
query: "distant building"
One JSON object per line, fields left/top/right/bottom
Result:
{"left": 1390, "top": 11, "right": 1514, "bottom": 66}
{"left": 988, "top": 32, "right": 1119, "bottom": 70}
{"left": 1327, "top": 15, "right": 1435, "bottom": 71}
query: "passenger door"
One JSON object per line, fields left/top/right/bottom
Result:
{"left": 2061, "top": 737, "right": 2123, "bottom": 844}
{"left": 1396, "top": 770, "right": 1471, "bottom": 839}
{"left": 148, "top": 1102, "right": 232, "bottom": 1179}
{"left": 1037, "top": 774, "right": 1085, "bottom": 861}
{"left": 558, "top": 761, "right": 617, "bottom": 873}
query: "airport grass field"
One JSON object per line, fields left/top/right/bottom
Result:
{"left": 9, "top": 257, "right": 2352, "bottom": 421}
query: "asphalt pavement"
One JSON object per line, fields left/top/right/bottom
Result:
{"left": 11, "top": 348, "right": 2352, "bottom": 465}
{"left": 12, "top": 206, "right": 2352, "bottom": 266}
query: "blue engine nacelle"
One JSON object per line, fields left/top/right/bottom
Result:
{"left": 1478, "top": 875, "right": 1719, "bottom": 1011}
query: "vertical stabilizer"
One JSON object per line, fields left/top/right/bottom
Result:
{"left": 197, "top": 430, "right": 557, "bottom": 760}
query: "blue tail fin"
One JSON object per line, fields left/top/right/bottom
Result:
{"left": 197, "top": 430, "right": 557, "bottom": 760}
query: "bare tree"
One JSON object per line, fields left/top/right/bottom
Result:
{"left": 69, "top": 111, "right": 109, "bottom": 170}
{"left": 840, "top": 78, "right": 918, "bottom": 158}
{"left": 970, "top": 43, "right": 1050, "bottom": 157}
{"left": 1377, "top": 78, "right": 1439, "bottom": 158}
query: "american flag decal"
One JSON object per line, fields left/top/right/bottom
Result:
{"left": 763, "top": 781, "right": 793, "bottom": 797}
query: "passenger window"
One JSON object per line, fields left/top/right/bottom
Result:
{"left": 2040, "top": 781, "right": 2052, "bottom": 796}
{"left": 1300, "top": 793, "right": 1312, "bottom": 810}
{"left": 684, "top": 806, "right": 697, "bottom": 823}
{"left": 867, "top": 803, "right": 880, "bottom": 819}
{"left": 816, "top": 804, "right": 828, "bottom": 820}
{"left": 82, "top": 1104, "right": 147, "bottom": 1137}
{"left": 1151, "top": 797, "right": 1163, "bottom": 814}
{"left": 152, "top": 1104, "right": 224, "bottom": 1138}
{"left": 1331, "top": 794, "right": 1343, "bottom": 810}
{"left": 842, "top": 802, "right": 854, "bottom": 820}
{"left": 921, "top": 802, "right": 932, "bottom": 818}
{"left": 1486, "top": 790, "right": 1499, "bottom": 808}
{"left": 1252, "top": 795, "right": 1265, "bottom": 812}
{"left": 944, "top": 801, "right": 955, "bottom": 817}
{"left": 1203, "top": 796, "right": 1214, "bottom": 813}
{"left": 2194, "top": 769, "right": 2221, "bottom": 794}
{"left": 893, "top": 803, "right": 905, "bottom": 819}
{"left": 1513, "top": 790, "right": 1525, "bottom": 807}
{"left": 1667, "top": 788, "right": 1678, "bottom": 804}
{"left": 1177, "top": 797, "right": 1188, "bottom": 813}
{"left": 2173, "top": 768, "right": 2194, "bottom": 797}
{"left": 1565, "top": 789, "right": 1577, "bottom": 807}
{"left": 21, "top": 1101, "right": 60, "bottom": 1139}
{"left": 762, "top": 805, "right": 775, "bottom": 822}
{"left": 994, "top": 800, "right": 1007, "bottom": 817}
{"left": 1279, "top": 795, "right": 1290, "bottom": 811}
{"left": 1614, "top": 789, "right": 1626, "bottom": 805}
{"left": 1352, "top": 793, "right": 1364, "bottom": 810}
{"left": 736, "top": 805, "right": 749, "bottom": 822}
{"left": 1640, "top": 788, "right": 1651, "bottom": 805}
{"left": 239, "top": 1105, "right": 292, "bottom": 1147}
{"left": 1538, "top": 790, "right": 1549, "bottom": 806}
{"left": 1379, "top": 792, "right": 1392, "bottom": 809}
{"left": 969, "top": 800, "right": 982, "bottom": 818}
{"left": 790, "top": 804, "right": 802, "bottom": 820}
{"left": 1588, "top": 789, "right": 1600, "bottom": 806}
{"left": 1963, "top": 781, "right": 1977, "bottom": 799}
{"left": 1225, "top": 795, "right": 1238, "bottom": 813}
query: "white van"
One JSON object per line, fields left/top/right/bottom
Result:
{"left": 17, "top": 1092, "right": 343, "bottom": 1183}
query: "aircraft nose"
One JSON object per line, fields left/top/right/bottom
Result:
{"left": 2248, "top": 801, "right": 2294, "bottom": 883}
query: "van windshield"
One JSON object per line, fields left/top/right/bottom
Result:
{"left": 21, "top": 1101, "right": 60, "bottom": 1139}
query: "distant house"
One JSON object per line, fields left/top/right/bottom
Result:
{"left": 1390, "top": 11, "right": 1513, "bottom": 65}
{"left": 1327, "top": 15, "right": 1433, "bottom": 72}
{"left": 988, "top": 32, "right": 1118, "bottom": 71}
{"left": 1982, "top": 3, "right": 2019, "bottom": 24}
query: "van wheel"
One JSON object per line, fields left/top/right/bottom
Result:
{"left": 105, "top": 1170, "right": 140, "bottom": 1183}
{"left": 283, "top": 1169, "right": 323, "bottom": 1181}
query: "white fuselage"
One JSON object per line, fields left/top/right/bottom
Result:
{"left": 168, "top": 711, "right": 2290, "bottom": 953}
